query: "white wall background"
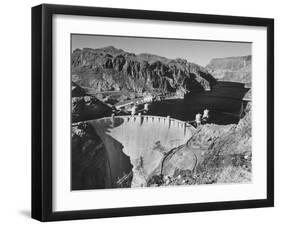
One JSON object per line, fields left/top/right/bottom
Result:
{"left": 0, "top": 0, "right": 279, "bottom": 225}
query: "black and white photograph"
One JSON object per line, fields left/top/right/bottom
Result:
{"left": 71, "top": 34, "right": 252, "bottom": 190}
{"left": 0, "top": 0, "right": 277, "bottom": 224}
{"left": 30, "top": 2, "right": 274, "bottom": 222}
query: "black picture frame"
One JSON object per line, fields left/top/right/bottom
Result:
{"left": 32, "top": 3, "right": 274, "bottom": 222}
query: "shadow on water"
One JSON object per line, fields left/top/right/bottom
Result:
{"left": 199, "top": 71, "right": 218, "bottom": 86}
{"left": 149, "top": 81, "right": 250, "bottom": 125}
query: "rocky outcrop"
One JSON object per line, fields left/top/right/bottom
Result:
{"left": 207, "top": 55, "right": 251, "bottom": 71}
{"left": 206, "top": 55, "right": 251, "bottom": 86}
{"left": 149, "top": 103, "right": 252, "bottom": 187}
{"left": 72, "top": 82, "right": 112, "bottom": 122}
{"left": 72, "top": 122, "right": 110, "bottom": 190}
{"left": 71, "top": 46, "right": 216, "bottom": 94}
{"left": 195, "top": 104, "right": 252, "bottom": 184}
{"left": 72, "top": 121, "right": 134, "bottom": 190}
{"left": 72, "top": 81, "right": 86, "bottom": 97}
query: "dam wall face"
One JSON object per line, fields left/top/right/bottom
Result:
{"left": 88, "top": 115, "right": 195, "bottom": 187}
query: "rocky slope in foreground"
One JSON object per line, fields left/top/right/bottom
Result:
{"left": 150, "top": 103, "right": 252, "bottom": 187}
{"left": 72, "top": 46, "right": 216, "bottom": 95}
{"left": 72, "top": 122, "right": 110, "bottom": 190}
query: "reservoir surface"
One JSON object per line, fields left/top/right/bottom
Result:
{"left": 148, "top": 81, "right": 250, "bottom": 125}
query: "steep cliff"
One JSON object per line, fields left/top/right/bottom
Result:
{"left": 72, "top": 121, "right": 133, "bottom": 189}
{"left": 72, "top": 122, "right": 110, "bottom": 190}
{"left": 206, "top": 55, "right": 252, "bottom": 86}
{"left": 71, "top": 46, "right": 216, "bottom": 94}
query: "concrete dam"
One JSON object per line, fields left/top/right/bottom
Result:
{"left": 88, "top": 115, "right": 196, "bottom": 188}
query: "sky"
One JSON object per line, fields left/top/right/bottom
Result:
{"left": 72, "top": 34, "right": 252, "bottom": 66}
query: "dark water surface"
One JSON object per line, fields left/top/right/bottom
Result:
{"left": 148, "top": 81, "right": 250, "bottom": 125}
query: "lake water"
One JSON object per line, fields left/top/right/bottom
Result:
{"left": 148, "top": 81, "right": 250, "bottom": 125}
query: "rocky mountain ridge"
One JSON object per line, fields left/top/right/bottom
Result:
{"left": 206, "top": 55, "right": 252, "bottom": 86}
{"left": 71, "top": 46, "right": 216, "bottom": 94}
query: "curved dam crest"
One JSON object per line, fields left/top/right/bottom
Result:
{"left": 88, "top": 115, "right": 196, "bottom": 187}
